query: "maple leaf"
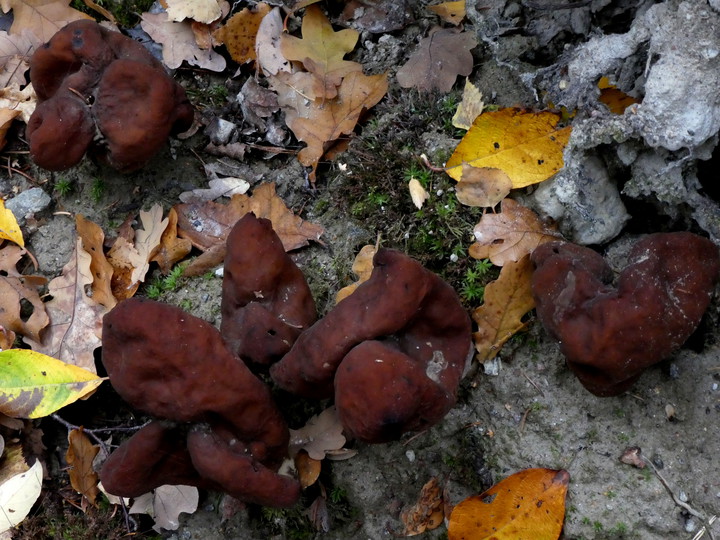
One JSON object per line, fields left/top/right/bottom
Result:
{"left": 25, "top": 238, "right": 107, "bottom": 372}
{"left": 469, "top": 198, "right": 562, "bottom": 266}
{"left": 0, "top": 244, "right": 47, "bottom": 342}
{"left": 280, "top": 5, "right": 362, "bottom": 99}
{"left": 141, "top": 11, "right": 226, "bottom": 71}
{"left": 472, "top": 255, "right": 534, "bottom": 362}
{"left": 1, "top": 0, "right": 92, "bottom": 42}
{"left": 288, "top": 71, "right": 388, "bottom": 181}
{"left": 213, "top": 3, "right": 271, "bottom": 64}
{"left": 396, "top": 27, "right": 476, "bottom": 93}
{"left": 75, "top": 214, "right": 115, "bottom": 310}
{"left": 446, "top": 108, "right": 572, "bottom": 187}
{"left": 66, "top": 428, "right": 99, "bottom": 506}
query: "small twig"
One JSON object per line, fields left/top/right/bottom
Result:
{"left": 51, "top": 414, "right": 150, "bottom": 451}
{"left": 518, "top": 407, "right": 531, "bottom": 434}
{"left": 1, "top": 161, "right": 43, "bottom": 186}
{"left": 694, "top": 516, "right": 719, "bottom": 540}
{"left": 522, "top": 370, "right": 545, "bottom": 397}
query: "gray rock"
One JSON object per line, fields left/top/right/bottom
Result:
{"left": 6, "top": 187, "right": 52, "bottom": 224}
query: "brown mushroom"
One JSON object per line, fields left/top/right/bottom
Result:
{"left": 531, "top": 232, "right": 720, "bottom": 396}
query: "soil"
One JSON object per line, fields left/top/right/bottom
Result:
{"left": 7, "top": 1, "right": 720, "bottom": 539}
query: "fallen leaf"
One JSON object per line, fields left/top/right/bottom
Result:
{"left": 213, "top": 2, "right": 271, "bottom": 64}
{"left": 0, "top": 326, "right": 15, "bottom": 350}
{"left": 25, "top": 238, "right": 107, "bottom": 371}
{"left": 0, "top": 30, "right": 41, "bottom": 87}
{"left": 130, "top": 485, "right": 199, "bottom": 531}
{"left": 107, "top": 237, "right": 143, "bottom": 301}
{"left": 408, "top": 177, "right": 430, "bottom": 209}
{"left": 400, "top": 477, "right": 444, "bottom": 536}
{"left": 0, "top": 82, "right": 36, "bottom": 122}
{"left": 66, "top": 428, "right": 99, "bottom": 505}
{"left": 141, "top": 11, "right": 226, "bottom": 71}
{"left": 280, "top": 5, "right": 362, "bottom": 99}
{"left": 75, "top": 215, "right": 116, "bottom": 309}
{"left": 335, "top": 244, "right": 377, "bottom": 303}
{"left": 448, "top": 468, "right": 569, "bottom": 540}
{"left": 150, "top": 208, "right": 192, "bottom": 275}
{"left": 1, "top": 0, "right": 92, "bottom": 41}
{"left": 289, "top": 71, "right": 388, "bottom": 181}
{"left": 308, "top": 494, "right": 330, "bottom": 532}
{"left": 428, "top": 1, "right": 466, "bottom": 25}
{"left": 255, "top": 7, "right": 290, "bottom": 77}
{"left": 0, "top": 244, "right": 48, "bottom": 342}
{"left": 455, "top": 163, "right": 512, "bottom": 208}
{"left": 452, "top": 78, "right": 484, "bottom": 130}
{"left": 0, "top": 458, "right": 42, "bottom": 533}
{"left": 396, "top": 27, "right": 476, "bottom": 93}
{"left": 178, "top": 177, "right": 250, "bottom": 204}
{"left": 165, "top": 0, "right": 223, "bottom": 24}
{"left": 0, "top": 108, "right": 16, "bottom": 149}
{"left": 598, "top": 76, "right": 639, "bottom": 114}
{"left": 0, "top": 349, "right": 104, "bottom": 418}
{"left": 469, "top": 198, "right": 562, "bottom": 265}
{"left": 446, "top": 108, "right": 572, "bottom": 187}
{"left": 295, "top": 450, "right": 321, "bottom": 488}
{"left": 289, "top": 406, "right": 346, "bottom": 460}
{"left": 130, "top": 205, "right": 167, "bottom": 285}
{"left": 472, "top": 255, "right": 534, "bottom": 362}
{"left": 338, "top": 0, "right": 412, "bottom": 33}
{"left": 0, "top": 198, "right": 23, "bottom": 246}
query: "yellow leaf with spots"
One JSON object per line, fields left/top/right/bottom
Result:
{"left": 0, "top": 198, "right": 23, "bottom": 247}
{"left": 446, "top": 108, "right": 571, "bottom": 187}
{"left": 213, "top": 3, "right": 271, "bottom": 64}
{"left": 0, "top": 349, "right": 104, "bottom": 419}
{"left": 472, "top": 255, "right": 534, "bottom": 362}
{"left": 448, "top": 468, "right": 569, "bottom": 540}
{"left": 280, "top": 4, "right": 361, "bottom": 98}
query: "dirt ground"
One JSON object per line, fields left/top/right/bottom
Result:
{"left": 8, "top": 0, "right": 720, "bottom": 539}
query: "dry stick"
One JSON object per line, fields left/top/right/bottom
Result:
{"left": 641, "top": 456, "right": 717, "bottom": 540}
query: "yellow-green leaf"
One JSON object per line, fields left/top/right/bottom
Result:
{"left": 446, "top": 108, "right": 572, "bottom": 188}
{"left": 0, "top": 349, "right": 104, "bottom": 419}
{"left": 0, "top": 199, "right": 23, "bottom": 247}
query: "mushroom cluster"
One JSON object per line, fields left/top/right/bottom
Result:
{"left": 27, "top": 20, "right": 193, "bottom": 172}
{"left": 531, "top": 232, "right": 720, "bottom": 396}
{"left": 101, "top": 214, "right": 472, "bottom": 505}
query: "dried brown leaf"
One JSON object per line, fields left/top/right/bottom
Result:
{"left": 150, "top": 207, "right": 192, "bottom": 275}
{"left": 400, "top": 477, "right": 444, "bottom": 536}
{"left": 213, "top": 2, "right": 270, "bottom": 64}
{"left": 289, "top": 406, "right": 346, "bottom": 460}
{"left": 0, "top": 244, "right": 47, "bottom": 342}
{"left": 455, "top": 163, "right": 512, "bottom": 208}
{"left": 66, "top": 428, "right": 99, "bottom": 506}
{"left": 75, "top": 215, "right": 115, "bottom": 309}
{"left": 2, "top": 0, "right": 92, "bottom": 41}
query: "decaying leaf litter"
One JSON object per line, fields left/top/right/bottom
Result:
{"left": 3, "top": 2, "right": 718, "bottom": 538}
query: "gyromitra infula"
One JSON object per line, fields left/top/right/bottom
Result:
{"left": 270, "top": 248, "right": 473, "bottom": 443}
{"left": 100, "top": 298, "right": 301, "bottom": 507}
{"left": 27, "top": 20, "right": 193, "bottom": 172}
{"left": 531, "top": 232, "right": 720, "bottom": 396}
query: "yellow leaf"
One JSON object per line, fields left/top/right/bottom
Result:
{"left": 294, "top": 450, "right": 321, "bottom": 489}
{"left": 446, "top": 108, "right": 572, "bottom": 188}
{"left": 598, "top": 76, "right": 638, "bottom": 114}
{"left": 335, "top": 244, "right": 377, "bottom": 303}
{"left": 455, "top": 163, "right": 511, "bottom": 208}
{"left": 448, "top": 468, "right": 570, "bottom": 540}
{"left": 452, "top": 78, "right": 484, "bottom": 130}
{"left": 280, "top": 5, "right": 361, "bottom": 98}
{"left": 472, "top": 255, "right": 534, "bottom": 362}
{"left": 428, "top": 1, "right": 465, "bottom": 25}
{"left": 213, "top": 3, "right": 271, "bottom": 64}
{"left": 0, "top": 349, "right": 104, "bottom": 418}
{"left": 469, "top": 198, "right": 562, "bottom": 266}
{"left": 0, "top": 198, "right": 23, "bottom": 247}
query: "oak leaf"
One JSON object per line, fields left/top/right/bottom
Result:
{"left": 472, "top": 255, "right": 534, "bottom": 362}
{"left": 130, "top": 205, "right": 167, "bottom": 284}
{"left": 448, "top": 468, "right": 569, "bottom": 540}
{"left": 289, "top": 71, "right": 388, "bottom": 182}
{"left": 25, "top": 238, "right": 107, "bottom": 372}
{"left": 75, "top": 215, "right": 115, "bottom": 309}
{"left": 149, "top": 207, "right": 192, "bottom": 275}
{"left": 66, "top": 428, "right": 99, "bottom": 505}
{"left": 396, "top": 27, "right": 476, "bottom": 93}
{"left": 0, "top": 83, "right": 37, "bottom": 150}
{"left": 289, "top": 406, "right": 346, "bottom": 461}
{"left": 1, "top": 0, "right": 92, "bottom": 41}
{"left": 446, "top": 108, "right": 572, "bottom": 187}
{"left": 280, "top": 5, "right": 362, "bottom": 99}
{"left": 0, "top": 244, "right": 47, "bottom": 342}
{"left": 0, "top": 30, "right": 40, "bottom": 87}
{"left": 214, "top": 3, "right": 271, "bottom": 64}
{"left": 141, "top": 11, "right": 226, "bottom": 71}
{"left": 469, "top": 198, "right": 562, "bottom": 266}
{"left": 129, "top": 485, "right": 199, "bottom": 531}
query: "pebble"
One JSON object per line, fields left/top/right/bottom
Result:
{"left": 6, "top": 187, "right": 51, "bottom": 224}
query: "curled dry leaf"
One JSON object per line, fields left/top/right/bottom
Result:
{"left": 408, "top": 177, "right": 430, "bottom": 209}
{"left": 400, "top": 477, "right": 444, "bottom": 536}
{"left": 455, "top": 163, "right": 512, "bottom": 208}
{"left": 75, "top": 215, "right": 115, "bottom": 309}
{"left": 472, "top": 255, "right": 535, "bottom": 363}
{"left": 294, "top": 450, "right": 322, "bottom": 488}
{"left": 335, "top": 244, "right": 377, "bottom": 303}
{"left": 448, "top": 468, "right": 570, "bottom": 540}
{"left": 446, "top": 108, "right": 572, "bottom": 187}
{"left": 66, "top": 428, "right": 99, "bottom": 505}
{"left": 0, "top": 244, "right": 47, "bottom": 342}
{"left": 470, "top": 198, "right": 562, "bottom": 266}
{"left": 452, "top": 78, "right": 484, "bottom": 130}
{"left": 149, "top": 207, "right": 192, "bottom": 275}
{"left": 396, "top": 27, "right": 476, "bottom": 93}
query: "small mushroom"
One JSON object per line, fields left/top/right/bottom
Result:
{"left": 531, "top": 232, "right": 720, "bottom": 396}
{"left": 270, "top": 248, "right": 473, "bottom": 443}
